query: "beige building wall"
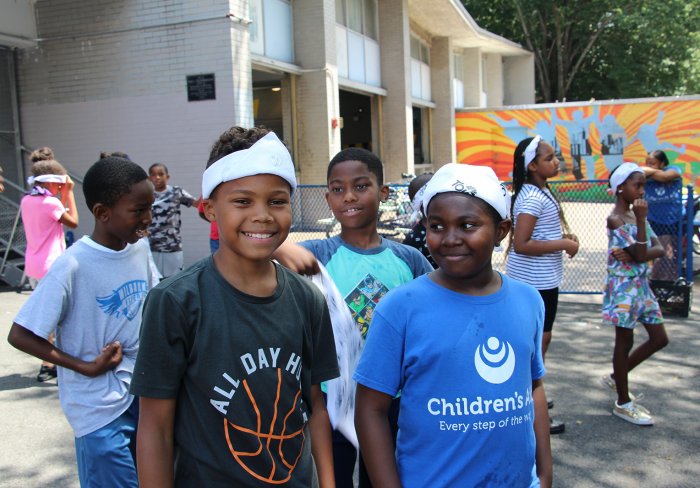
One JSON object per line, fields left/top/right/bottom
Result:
{"left": 292, "top": 0, "right": 340, "bottom": 185}
{"left": 17, "top": 0, "right": 251, "bottom": 265}
{"left": 484, "top": 53, "right": 504, "bottom": 107}
{"left": 503, "top": 54, "right": 536, "bottom": 105}
{"left": 377, "top": 0, "right": 414, "bottom": 182}
{"left": 431, "top": 36, "right": 456, "bottom": 168}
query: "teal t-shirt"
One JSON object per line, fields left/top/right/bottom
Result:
{"left": 301, "top": 236, "right": 433, "bottom": 339}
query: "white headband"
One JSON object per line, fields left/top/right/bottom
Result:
{"left": 27, "top": 174, "right": 67, "bottom": 186}
{"left": 609, "top": 162, "right": 644, "bottom": 195}
{"left": 201, "top": 132, "right": 296, "bottom": 198}
{"left": 523, "top": 135, "right": 542, "bottom": 170}
{"left": 422, "top": 163, "right": 510, "bottom": 220}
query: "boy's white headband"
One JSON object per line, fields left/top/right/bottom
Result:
{"left": 422, "top": 163, "right": 510, "bottom": 219}
{"left": 201, "top": 132, "right": 296, "bottom": 198}
{"left": 27, "top": 174, "right": 67, "bottom": 186}
{"left": 523, "top": 135, "right": 542, "bottom": 170}
{"left": 609, "top": 162, "right": 644, "bottom": 195}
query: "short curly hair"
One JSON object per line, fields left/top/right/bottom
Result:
{"left": 327, "top": 148, "right": 384, "bottom": 184}
{"left": 83, "top": 157, "right": 148, "bottom": 211}
{"left": 206, "top": 126, "right": 271, "bottom": 168}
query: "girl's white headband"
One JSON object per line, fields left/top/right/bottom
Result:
{"left": 27, "top": 174, "right": 67, "bottom": 186}
{"left": 422, "top": 163, "right": 510, "bottom": 220}
{"left": 609, "top": 162, "right": 644, "bottom": 195}
{"left": 201, "top": 132, "right": 296, "bottom": 198}
{"left": 523, "top": 135, "right": 542, "bottom": 170}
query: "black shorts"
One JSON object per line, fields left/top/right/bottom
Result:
{"left": 538, "top": 287, "right": 559, "bottom": 333}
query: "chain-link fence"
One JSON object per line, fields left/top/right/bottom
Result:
{"left": 288, "top": 181, "right": 695, "bottom": 295}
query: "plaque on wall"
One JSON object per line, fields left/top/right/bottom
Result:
{"left": 186, "top": 74, "right": 216, "bottom": 101}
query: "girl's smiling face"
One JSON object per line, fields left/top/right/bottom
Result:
{"left": 426, "top": 192, "right": 510, "bottom": 292}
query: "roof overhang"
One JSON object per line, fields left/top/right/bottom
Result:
{"left": 408, "top": 0, "right": 529, "bottom": 56}
{"left": 0, "top": 0, "right": 38, "bottom": 48}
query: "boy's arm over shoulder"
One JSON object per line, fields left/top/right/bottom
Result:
{"left": 273, "top": 240, "right": 321, "bottom": 275}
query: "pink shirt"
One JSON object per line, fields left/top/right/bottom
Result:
{"left": 21, "top": 194, "right": 66, "bottom": 279}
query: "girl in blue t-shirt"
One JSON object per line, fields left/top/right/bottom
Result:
{"left": 642, "top": 149, "right": 683, "bottom": 281}
{"left": 355, "top": 163, "right": 553, "bottom": 488}
{"left": 506, "top": 136, "right": 579, "bottom": 434}
{"left": 602, "top": 163, "right": 668, "bottom": 426}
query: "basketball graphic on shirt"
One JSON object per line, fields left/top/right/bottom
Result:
{"left": 474, "top": 336, "right": 515, "bottom": 384}
{"left": 223, "top": 368, "right": 306, "bottom": 484}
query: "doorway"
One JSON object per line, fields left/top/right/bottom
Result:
{"left": 339, "top": 90, "right": 372, "bottom": 150}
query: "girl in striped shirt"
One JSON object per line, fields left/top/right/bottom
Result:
{"left": 506, "top": 135, "right": 579, "bottom": 434}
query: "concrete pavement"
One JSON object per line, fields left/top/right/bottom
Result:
{"left": 0, "top": 280, "right": 698, "bottom": 487}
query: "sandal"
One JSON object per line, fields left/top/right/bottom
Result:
{"left": 37, "top": 365, "right": 57, "bottom": 382}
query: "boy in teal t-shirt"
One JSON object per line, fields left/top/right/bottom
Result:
{"left": 276, "top": 148, "right": 432, "bottom": 488}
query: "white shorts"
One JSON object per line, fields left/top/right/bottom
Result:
{"left": 151, "top": 251, "right": 184, "bottom": 279}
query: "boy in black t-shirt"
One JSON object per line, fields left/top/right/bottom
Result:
{"left": 131, "top": 127, "right": 339, "bottom": 487}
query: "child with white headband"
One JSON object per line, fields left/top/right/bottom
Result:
{"left": 355, "top": 163, "right": 553, "bottom": 488}
{"left": 601, "top": 162, "right": 667, "bottom": 426}
{"left": 506, "top": 135, "right": 579, "bottom": 435}
{"left": 21, "top": 157, "right": 79, "bottom": 381}
{"left": 132, "top": 126, "right": 339, "bottom": 487}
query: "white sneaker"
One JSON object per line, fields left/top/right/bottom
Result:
{"left": 613, "top": 401, "right": 654, "bottom": 426}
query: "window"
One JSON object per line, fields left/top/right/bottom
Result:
{"left": 336, "top": 0, "right": 377, "bottom": 40}
{"left": 411, "top": 35, "right": 430, "bottom": 64}
{"left": 411, "top": 35, "right": 431, "bottom": 100}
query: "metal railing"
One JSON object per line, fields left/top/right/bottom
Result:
{"left": 286, "top": 181, "right": 695, "bottom": 294}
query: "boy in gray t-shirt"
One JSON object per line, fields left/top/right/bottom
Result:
{"left": 8, "top": 157, "right": 157, "bottom": 488}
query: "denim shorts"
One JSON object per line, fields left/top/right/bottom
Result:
{"left": 74, "top": 399, "right": 139, "bottom": 488}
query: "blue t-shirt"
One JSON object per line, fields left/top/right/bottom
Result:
{"left": 300, "top": 236, "right": 433, "bottom": 338}
{"left": 354, "top": 274, "right": 545, "bottom": 488}
{"left": 645, "top": 166, "right": 682, "bottom": 225}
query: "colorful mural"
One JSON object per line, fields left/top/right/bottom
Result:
{"left": 456, "top": 97, "right": 700, "bottom": 192}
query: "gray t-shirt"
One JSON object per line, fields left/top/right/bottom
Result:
{"left": 14, "top": 237, "right": 157, "bottom": 437}
{"left": 130, "top": 257, "right": 339, "bottom": 487}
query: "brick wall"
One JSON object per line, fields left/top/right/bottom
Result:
{"left": 17, "top": 0, "right": 254, "bottom": 266}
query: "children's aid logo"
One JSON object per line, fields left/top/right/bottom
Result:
{"left": 345, "top": 273, "right": 389, "bottom": 339}
{"left": 95, "top": 280, "right": 148, "bottom": 321}
{"left": 210, "top": 347, "right": 308, "bottom": 484}
{"left": 474, "top": 336, "right": 515, "bottom": 384}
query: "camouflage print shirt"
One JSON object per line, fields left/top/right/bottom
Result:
{"left": 148, "top": 185, "right": 195, "bottom": 252}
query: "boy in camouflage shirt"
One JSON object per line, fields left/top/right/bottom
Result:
{"left": 147, "top": 163, "right": 198, "bottom": 278}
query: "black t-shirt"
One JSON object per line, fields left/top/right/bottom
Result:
{"left": 131, "top": 257, "right": 339, "bottom": 487}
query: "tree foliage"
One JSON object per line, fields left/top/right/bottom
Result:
{"left": 465, "top": 0, "right": 700, "bottom": 102}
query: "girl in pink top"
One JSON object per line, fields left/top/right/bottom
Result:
{"left": 21, "top": 159, "right": 79, "bottom": 280}
{"left": 21, "top": 158, "right": 79, "bottom": 381}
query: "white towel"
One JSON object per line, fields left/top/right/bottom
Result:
{"left": 309, "top": 264, "right": 363, "bottom": 448}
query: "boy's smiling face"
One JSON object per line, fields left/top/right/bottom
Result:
{"left": 426, "top": 193, "right": 510, "bottom": 291}
{"left": 204, "top": 173, "right": 292, "bottom": 264}
{"left": 325, "top": 159, "right": 389, "bottom": 234}
{"left": 94, "top": 178, "right": 155, "bottom": 250}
